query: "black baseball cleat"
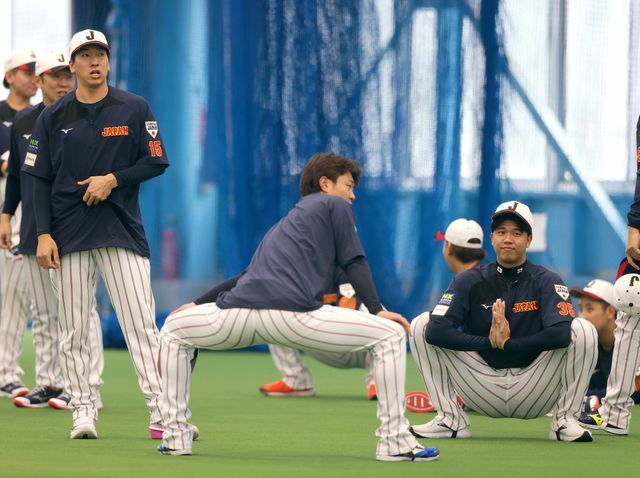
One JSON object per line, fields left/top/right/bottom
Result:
{"left": 14, "top": 386, "right": 63, "bottom": 408}
{"left": 0, "top": 382, "right": 29, "bottom": 398}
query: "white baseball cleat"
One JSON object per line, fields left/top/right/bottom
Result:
{"left": 376, "top": 445, "right": 440, "bottom": 462}
{"left": 549, "top": 421, "right": 592, "bottom": 442}
{"left": 157, "top": 444, "right": 192, "bottom": 456}
{"left": 410, "top": 418, "right": 471, "bottom": 439}
{"left": 70, "top": 420, "right": 98, "bottom": 439}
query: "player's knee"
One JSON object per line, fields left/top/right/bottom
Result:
{"left": 410, "top": 312, "right": 430, "bottom": 338}
{"left": 571, "top": 317, "right": 598, "bottom": 348}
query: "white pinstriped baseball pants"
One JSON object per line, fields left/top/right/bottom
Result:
{"left": 599, "top": 312, "right": 640, "bottom": 431}
{"left": 159, "top": 303, "right": 418, "bottom": 456}
{"left": 0, "top": 253, "right": 31, "bottom": 387}
{"left": 53, "top": 247, "right": 162, "bottom": 424}
{"left": 409, "top": 313, "right": 598, "bottom": 431}
{"left": 268, "top": 345, "right": 375, "bottom": 390}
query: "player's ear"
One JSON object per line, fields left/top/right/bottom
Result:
{"left": 606, "top": 304, "right": 616, "bottom": 320}
{"left": 525, "top": 233, "right": 533, "bottom": 248}
{"left": 318, "top": 176, "right": 331, "bottom": 193}
{"left": 34, "top": 75, "right": 43, "bottom": 89}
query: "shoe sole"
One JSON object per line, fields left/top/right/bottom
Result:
{"left": 158, "top": 447, "right": 192, "bottom": 456}
{"left": 70, "top": 425, "right": 97, "bottom": 439}
{"left": 549, "top": 430, "right": 593, "bottom": 442}
{"left": 259, "top": 389, "right": 315, "bottom": 397}
{"left": 600, "top": 425, "right": 628, "bottom": 436}
{"left": 48, "top": 401, "right": 72, "bottom": 411}
{"left": 376, "top": 454, "right": 439, "bottom": 462}
{"left": 410, "top": 426, "right": 471, "bottom": 439}
{"left": 13, "top": 398, "right": 50, "bottom": 408}
{"left": 579, "top": 422, "right": 602, "bottom": 430}
{"left": 0, "top": 389, "right": 29, "bottom": 398}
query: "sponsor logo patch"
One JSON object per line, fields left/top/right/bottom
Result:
{"left": 432, "top": 304, "right": 449, "bottom": 316}
{"left": 60, "top": 128, "right": 73, "bottom": 134}
{"left": 102, "top": 125, "right": 129, "bottom": 137}
{"left": 555, "top": 284, "right": 569, "bottom": 300}
{"left": 145, "top": 121, "right": 158, "bottom": 138}
{"left": 22, "top": 133, "right": 31, "bottom": 140}
{"left": 512, "top": 300, "right": 539, "bottom": 313}
{"left": 24, "top": 152, "right": 37, "bottom": 167}
{"left": 438, "top": 293, "right": 454, "bottom": 305}
{"left": 2, "top": 121, "right": 12, "bottom": 128}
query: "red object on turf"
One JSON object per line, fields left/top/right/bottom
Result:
{"left": 406, "top": 391, "right": 436, "bottom": 413}
{"left": 367, "top": 383, "right": 377, "bottom": 400}
{"left": 259, "top": 380, "right": 315, "bottom": 397}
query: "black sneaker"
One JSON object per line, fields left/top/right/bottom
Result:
{"left": 49, "top": 392, "right": 72, "bottom": 411}
{"left": 0, "top": 382, "right": 29, "bottom": 398}
{"left": 13, "top": 386, "right": 62, "bottom": 408}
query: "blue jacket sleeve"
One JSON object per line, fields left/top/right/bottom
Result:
{"left": 425, "top": 272, "right": 493, "bottom": 351}
{"left": 628, "top": 116, "right": 640, "bottom": 228}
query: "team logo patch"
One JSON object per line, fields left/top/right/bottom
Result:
{"left": 102, "top": 126, "right": 129, "bottom": 137}
{"left": 432, "top": 304, "right": 449, "bottom": 316}
{"left": 145, "top": 121, "right": 158, "bottom": 138}
{"left": 439, "top": 293, "right": 454, "bottom": 305}
{"left": 555, "top": 284, "right": 569, "bottom": 300}
{"left": 24, "top": 152, "right": 37, "bottom": 167}
{"left": 339, "top": 283, "right": 356, "bottom": 299}
{"left": 512, "top": 301, "right": 539, "bottom": 313}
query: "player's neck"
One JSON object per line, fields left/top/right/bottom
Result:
{"left": 452, "top": 259, "right": 480, "bottom": 275}
{"left": 75, "top": 82, "right": 109, "bottom": 104}
{"left": 5, "top": 91, "right": 30, "bottom": 111}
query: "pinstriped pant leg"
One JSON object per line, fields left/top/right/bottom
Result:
{"left": 268, "top": 345, "right": 314, "bottom": 389}
{"left": 159, "top": 304, "right": 258, "bottom": 451}
{"left": 600, "top": 312, "right": 640, "bottom": 430}
{"left": 306, "top": 349, "right": 373, "bottom": 387}
{"left": 254, "top": 306, "right": 418, "bottom": 457}
{"left": 23, "top": 254, "right": 62, "bottom": 389}
{"left": 0, "top": 253, "right": 30, "bottom": 386}
{"left": 94, "top": 247, "right": 162, "bottom": 423}
{"left": 409, "top": 312, "right": 470, "bottom": 429}
{"left": 551, "top": 317, "right": 598, "bottom": 429}
{"left": 55, "top": 251, "right": 99, "bottom": 423}
{"left": 87, "top": 295, "right": 104, "bottom": 407}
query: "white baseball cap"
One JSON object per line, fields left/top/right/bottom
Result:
{"left": 570, "top": 279, "right": 616, "bottom": 308}
{"left": 36, "top": 52, "right": 71, "bottom": 76}
{"left": 69, "top": 29, "right": 110, "bottom": 58}
{"left": 491, "top": 200, "right": 534, "bottom": 235}
{"left": 436, "top": 218, "right": 484, "bottom": 249}
{"left": 3, "top": 49, "right": 37, "bottom": 88}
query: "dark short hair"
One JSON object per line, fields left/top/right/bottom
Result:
{"left": 71, "top": 44, "right": 110, "bottom": 62}
{"left": 449, "top": 244, "right": 487, "bottom": 263}
{"left": 299, "top": 152, "right": 362, "bottom": 197}
{"left": 490, "top": 215, "right": 532, "bottom": 236}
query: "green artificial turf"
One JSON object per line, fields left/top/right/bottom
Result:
{"left": 1, "top": 333, "right": 639, "bottom": 477}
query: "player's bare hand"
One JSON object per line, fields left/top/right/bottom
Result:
{"left": 626, "top": 227, "right": 640, "bottom": 270}
{"left": 0, "top": 214, "right": 12, "bottom": 249}
{"left": 169, "top": 302, "right": 197, "bottom": 317}
{"left": 490, "top": 299, "right": 510, "bottom": 349}
{"left": 78, "top": 173, "right": 118, "bottom": 206}
{"left": 36, "top": 234, "right": 60, "bottom": 269}
{"left": 377, "top": 310, "right": 412, "bottom": 335}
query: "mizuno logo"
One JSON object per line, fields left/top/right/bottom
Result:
{"left": 480, "top": 304, "right": 492, "bottom": 310}
{"left": 61, "top": 128, "right": 73, "bottom": 134}
{"left": 2, "top": 121, "right": 12, "bottom": 128}
{"left": 22, "top": 134, "right": 31, "bottom": 140}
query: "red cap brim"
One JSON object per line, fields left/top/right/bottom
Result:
{"left": 16, "top": 62, "right": 36, "bottom": 72}
{"left": 435, "top": 231, "right": 446, "bottom": 241}
{"left": 569, "top": 288, "right": 604, "bottom": 302}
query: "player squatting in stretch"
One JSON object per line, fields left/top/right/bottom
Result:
{"left": 157, "top": 152, "right": 440, "bottom": 461}
{"left": 409, "top": 201, "right": 599, "bottom": 442}
{"left": 24, "top": 30, "right": 168, "bottom": 440}
{"left": 0, "top": 51, "right": 104, "bottom": 410}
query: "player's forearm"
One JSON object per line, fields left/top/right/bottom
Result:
{"left": 194, "top": 273, "right": 243, "bottom": 305}
{"left": 502, "top": 321, "right": 571, "bottom": 353}
{"left": 2, "top": 172, "right": 20, "bottom": 215}
{"left": 425, "top": 319, "right": 493, "bottom": 351}
{"left": 343, "top": 256, "right": 383, "bottom": 315}
{"left": 112, "top": 162, "right": 167, "bottom": 187}
{"left": 32, "top": 175, "right": 52, "bottom": 235}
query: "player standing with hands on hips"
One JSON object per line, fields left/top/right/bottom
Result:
{"left": 157, "top": 153, "right": 439, "bottom": 462}
{"left": 409, "top": 201, "right": 598, "bottom": 442}
{"left": 23, "top": 30, "right": 168, "bottom": 439}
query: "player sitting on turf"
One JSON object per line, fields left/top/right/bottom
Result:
{"left": 407, "top": 218, "right": 486, "bottom": 413}
{"left": 157, "top": 152, "right": 439, "bottom": 461}
{"left": 409, "top": 200, "right": 598, "bottom": 442}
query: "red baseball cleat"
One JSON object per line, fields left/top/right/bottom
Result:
{"left": 259, "top": 380, "right": 315, "bottom": 397}
{"left": 367, "top": 383, "right": 377, "bottom": 400}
